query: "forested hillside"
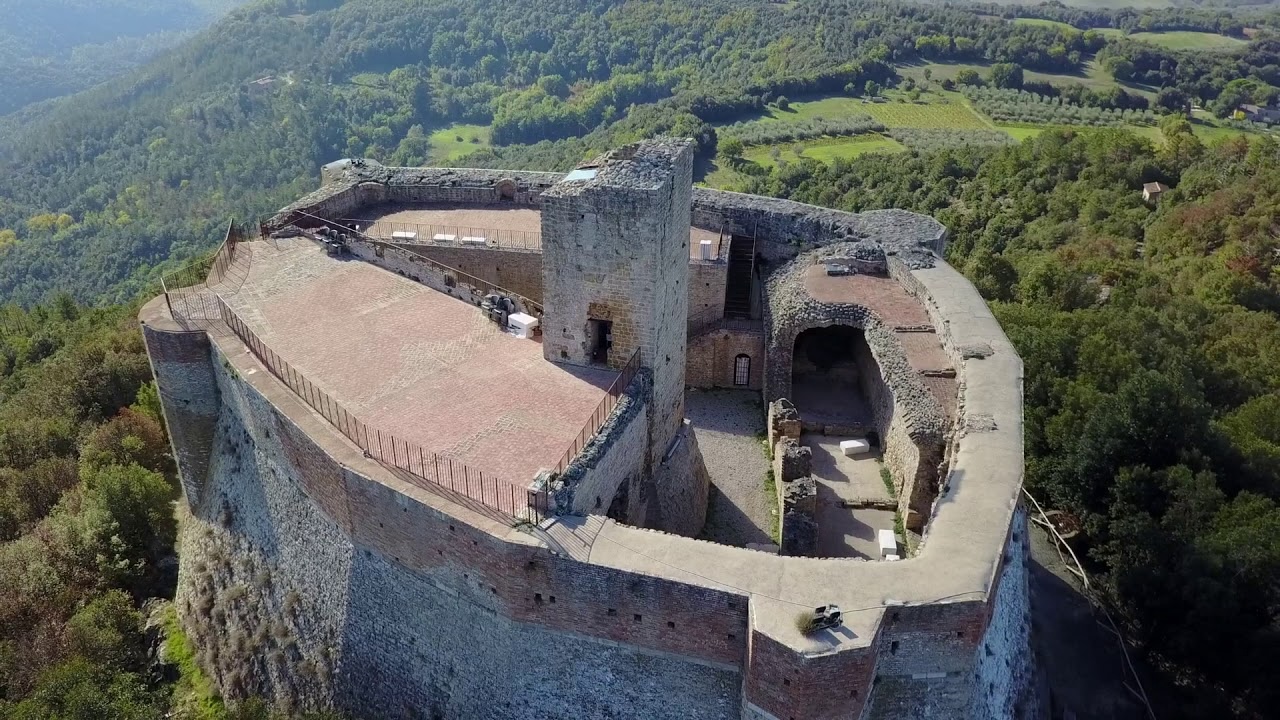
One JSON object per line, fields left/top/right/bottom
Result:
{"left": 0, "top": 0, "right": 247, "bottom": 115}
{"left": 0, "top": 300, "right": 339, "bottom": 718}
{"left": 2, "top": 0, "right": 1280, "bottom": 717}
{"left": 743, "top": 126, "right": 1280, "bottom": 718}
{"left": 2, "top": 0, "right": 1278, "bottom": 306}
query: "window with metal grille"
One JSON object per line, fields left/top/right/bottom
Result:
{"left": 733, "top": 354, "right": 751, "bottom": 386}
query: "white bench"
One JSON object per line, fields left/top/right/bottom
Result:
{"left": 461, "top": 235, "right": 487, "bottom": 246}
{"left": 432, "top": 233, "right": 457, "bottom": 242}
{"left": 390, "top": 230, "right": 417, "bottom": 241}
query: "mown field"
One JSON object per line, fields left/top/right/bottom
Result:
{"left": 735, "top": 92, "right": 992, "bottom": 130}
{"left": 1012, "top": 18, "right": 1078, "bottom": 32}
{"left": 429, "top": 123, "right": 491, "bottom": 163}
{"left": 898, "top": 60, "right": 1157, "bottom": 99}
{"left": 1129, "top": 30, "right": 1248, "bottom": 51}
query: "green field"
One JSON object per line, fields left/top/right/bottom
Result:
{"left": 703, "top": 134, "right": 906, "bottom": 188}
{"left": 745, "top": 134, "right": 906, "bottom": 164}
{"left": 995, "top": 121, "right": 1254, "bottom": 145}
{"left": 1113, "top": 31, "right": 1247, "bottom": 52}
{"left": 900, "top": 60, "right": 1156, "bottom": 99}
{"left": 738, "top": 92, "right": 991, "bottom": 130}
{"left": 1012, "top": 18, "right": 1078, "bottom": 32}
{"left": 428, "top": 123, "right": 491, "bottom": 163}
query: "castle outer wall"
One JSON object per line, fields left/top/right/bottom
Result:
{"left": 146, "top": 159, "right": 1035, "bottom": 720}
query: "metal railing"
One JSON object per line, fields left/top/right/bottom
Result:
{"left": 341, "top": 218, "right": 542, "bottom": 252}
{"left": 215, "top": 296, "right": 550, "bottom": 525}
{"left": 297, "top": 211, "right": 545, "bottom": 316}
{"left": 553, "top": 350, "right": 643, "bottom": 475}
{"left": 162, "top": 221, "right": 250, "bottom": 326}
{"left": 687, "top": 306, "right": 762, "bottom": 338}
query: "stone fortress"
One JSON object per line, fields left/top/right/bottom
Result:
{"left": 141, "top": 138, "right": 1035, "bottom": 719}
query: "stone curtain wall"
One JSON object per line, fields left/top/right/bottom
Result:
{"left": 862, "top": 600, "right": 992, "bottom": 719}
{"left": 397, "top": 243, "right": 544, "bottom": 302}
{"left": 178, "top": 340, "right": 747, "bottom": 719}
{"left": 268, "top": 163, "right": 563, "bottom": 232}
{"left": 139, "top": 304, "right": 221, "bottom": 505}
{"left": 651, "top": 421, "right": 712, "bottom": 537}
{"left": 968, "top": 506, "right": 1037, "bottom": 719}
{"left": 344, "top": 238, "right": 541, "bottom": 319}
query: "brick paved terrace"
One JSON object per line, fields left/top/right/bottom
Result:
{"left": 346, "top": 204, "right": 725, "bottom": 260}
{"left": 221, "top": 238, "right": 618, "bottom": 484}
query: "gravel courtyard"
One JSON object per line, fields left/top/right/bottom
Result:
{"left": 687, "top": 389, "right": 775, "bottom": 548}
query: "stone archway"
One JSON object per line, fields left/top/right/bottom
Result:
{"left": 790, "top": 325, "right": 877, "bottom": 433}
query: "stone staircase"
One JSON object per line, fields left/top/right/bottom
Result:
{"left": 724, "top": 235, "right": 755, "bottom": 318}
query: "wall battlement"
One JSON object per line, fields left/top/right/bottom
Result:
{"left": 150, "top": 140, "right": 1033, "bottom": 720}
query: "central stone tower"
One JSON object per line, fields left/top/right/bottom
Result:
{"left": 541, "top": 138, "right": 694, "bottom": 473}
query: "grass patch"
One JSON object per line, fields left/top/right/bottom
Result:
{"left": 879, "top": 462, "right": 896, "bottom": 498}
{"left": 703, "top": 134, "right": 905, "bottom": 188}
{"left": 428, "top": 123, "right": 491, "bottom": 164}
{"left": 162, "top": 603, "right": 227, "bottom": 719}
{"left": 795, "top": 611, "right": 820, "bottom": 635}
{"left": 743, "top": 134, "right": 905, "bottom": 166}
{"left": 996, "top": 124, "right": 1045, "bottom": 142}
{"left": 900, "top": 60, "right": 1155, "bottom": 99}
{"left": 762, "top": 444, "right": 781, "bottom": 544}
{"left": 1125, "top": 31, "right": 1248, "bottom": 52}
{"left": 1012, "top": 18, "right": 1077, "bottom": 32}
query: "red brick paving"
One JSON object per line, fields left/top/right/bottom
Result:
{"left": 802, "top": 266, "right": 932, "bottom": 326}
{"left": 895, "top": 331, "right": 953, "bottom": 373}
{"left": 224, "top": 240, "right": 617, "bottom": 484}
{"left": 352, "top": 204, "right": 722, "bottom": 260}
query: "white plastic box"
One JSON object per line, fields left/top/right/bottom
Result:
{"left": 878, "top": 529, "right": 898, "bottom": 558}
{"left": 507, "top": 312, "right": 539, "bottom": 339}
{"left": 840, "top": 438, "right": 871, "bottom": 456}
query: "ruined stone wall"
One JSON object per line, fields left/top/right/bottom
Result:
{"left": 553, "top": 373, "right": 650, "bottom": 518}
{"left": 140, "top": 317, "right": 220, "bottom": 505}
{"left": 691, "top": 189, "right": 945, "bottom": 268}
{"left": 686, "top": 328, "right": 765, "bottom": 390}
{"left": 396, "top": 243, "right": 544, "bottom": 302}
{"left": 176, "top": 340, "right": 747, "bottom": 720}
{"left": 762, "top": 252, "right": 946, "bottom": 530}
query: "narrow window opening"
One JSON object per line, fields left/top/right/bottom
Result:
{"left": 733, "top": 354, "right": 751, "bottom": 386}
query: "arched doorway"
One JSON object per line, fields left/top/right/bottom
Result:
{"left": 790, "top": 325, "right": 876, "bottom": 429}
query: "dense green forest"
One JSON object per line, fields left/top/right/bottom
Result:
{"left": 2, "top": 0, "right": 1280, "bottom": 717}
{"left": 0, "top": 0, "right": 247, "bottom": 115}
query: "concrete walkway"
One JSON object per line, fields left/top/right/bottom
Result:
{"left": 805, "top": 434, "right": 896, "bottom": 560}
